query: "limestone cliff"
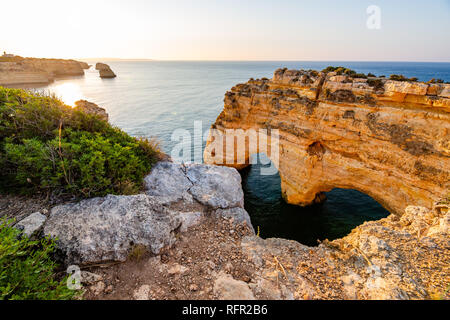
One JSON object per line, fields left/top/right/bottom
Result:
{"left": 204, "top": 69, "right": 450, "bottom": 214}
{"left": 0, "top": 57, "right": 88, "bottom": 86}
{"left": 240, "top": 202, "right": 449, "bottom": 300}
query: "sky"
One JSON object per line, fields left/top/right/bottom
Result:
{"left": 1, "top": 0, "right": 450, "bottom": 61}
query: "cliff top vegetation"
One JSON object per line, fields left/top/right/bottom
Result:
{"left": 0, "top": 87, "right": 161, "bottom": 199}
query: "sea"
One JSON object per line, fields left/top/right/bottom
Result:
{"left": 28, "top": 61, "right": 450, "bottom": 246}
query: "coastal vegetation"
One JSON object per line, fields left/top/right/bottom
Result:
{"left": 0, "top": 87, "right": 160, "bottom": 198}
{"left": 0, "top": 218, "right": 77, "bottom": 300}
{"left": 428, "top": 78, "right": 445, "bottom": 84}
{"left": 390, "top": 74, "right": 418, "bottom": 82}
{"left": 0, "top": 87, "right": 161, "bottom": 300}
{"left": 321, "top": 66, "right": 367, "bottom": 79}
{"left": 321, "top": 67, "right": 450, "bottom": 84}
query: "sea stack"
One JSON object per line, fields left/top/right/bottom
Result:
{"left": 95, "top": 62, "right": 116, "bottom": 78}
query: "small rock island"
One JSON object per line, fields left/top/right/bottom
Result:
{"left": 95, "top": 62, "right": 117, "bottom": 78}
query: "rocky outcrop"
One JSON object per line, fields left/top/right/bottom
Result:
{"left": 240, "top": 202, "right": 449, "bottom": 300}
{"left": 44, "top": 194, "right": 182, "bottom": 265}
{"left": 204, "top": 69, "right": 450, "bottom": 214}
{"left": 144, "top": 162, "right": 253, "bottom": 232}
{"left": 95, "top": 62, "right": 116, "bottom": 78}
{"left": 144, "top": 161, "right": 245, "bottom": 210}
{"left": 0, "top": 57, "right": 88, "bottom": 86}
{"left": 43, "top": 162, "right": 253, "bottom": 266}
{"left": 74, "top": 100, "right": 109, "bottom": 121}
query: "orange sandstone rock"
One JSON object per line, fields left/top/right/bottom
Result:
{"left": 204, "top": 68, "right": 450, "bottom": 214}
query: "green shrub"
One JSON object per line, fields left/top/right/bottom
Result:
{"left": 389, "top": 74, "right": 406, "bottom": 81}
{"left": 354, "top": 73, "right": 368, "bottom": 79}
{"left": 0, "top": 219, "right": 77, "bottom": 300}
{"left": 367, "top": 78, "right": 385, "bottom": 91}
{"left": 0, "top": 87, "right": 160, "bottom": 198}
{"left": 428, "top": 78, "right": 444, "bottom": 84}
{"left": 322, "top": 66, "right": 340, "bottom": 73}
{"left": 321, "top": 66, "right": 365, "bottom": 78}
{"left": 389, "top": 74, "right": 418, "bottom": 82}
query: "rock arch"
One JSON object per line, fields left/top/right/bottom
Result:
{"left": 204, "top": 69, "right": 450, "bottom": 214}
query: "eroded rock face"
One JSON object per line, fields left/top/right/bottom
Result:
{"left": 44, "top": 194, "right": 182, "bottom": 265}
{"left": 204, "top": 69, "right": 450, "bottom": 214}
{"left": 0, "top": 58, "right": 87, "bottom": 86}
{"left": 186, "top": 164, "right": 245, "bottom": 209}
{"left": 241, "top": 204, "right": 449, "bottom": 300}
{"left": 144, "top": 161, "right": 194, "bottom": 204}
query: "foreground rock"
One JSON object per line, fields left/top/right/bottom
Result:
{"left": 144, "top": 161, "right": 244, "bottom": 209}
{"left": 144, "top": 162, "right": 253, "bottom": 233}
{"left": 43, "top": 162, "right": 253, "bottom": 265}
{"left": 44, "top": 194, "right": 182, "bottom": 265}
{"left": 241, "top": 203, "right": 450, "bottom": 300}
{"left": 74, "top": 100, "right": 109, "bottom": 121}
{"left": 95, "top": 62, "right": 116, "bottom": 78}
{"left": 204, "top": 68, "right": 450, "bottom": 214}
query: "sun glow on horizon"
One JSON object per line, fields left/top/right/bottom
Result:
{"left": 1, "top": 0, "right": 449, "bottom": 62}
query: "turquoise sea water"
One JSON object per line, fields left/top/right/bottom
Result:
{"left": 35, "top": 61, "right": 450, "bottom": 245}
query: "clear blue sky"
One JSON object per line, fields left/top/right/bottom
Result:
{"left": 1, "top": 0, "right": 449, "bottom": 61}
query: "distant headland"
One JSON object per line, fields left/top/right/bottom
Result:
{"left": 0, "top": 52, "right": 118, "bottom": 86}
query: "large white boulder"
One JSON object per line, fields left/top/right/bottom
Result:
{"left": 144, "top": 162, "right": 244, "bottom": 209}
{"left": 44, "top": 194, "right": 181, "bottom": 265}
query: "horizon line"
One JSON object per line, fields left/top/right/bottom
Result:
{"left": 77, "top": 58, "right": 450, "bottom": 63}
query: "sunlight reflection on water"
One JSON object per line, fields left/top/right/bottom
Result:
{"left": 50, "top": 82, "right": 85, "bottom": 106}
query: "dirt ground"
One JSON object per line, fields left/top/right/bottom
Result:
{"left": 0, "top": 194, "right": 52, "bottom": 221}
{"left": 82, "top": 217, "right": 265, "bottom": 300}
